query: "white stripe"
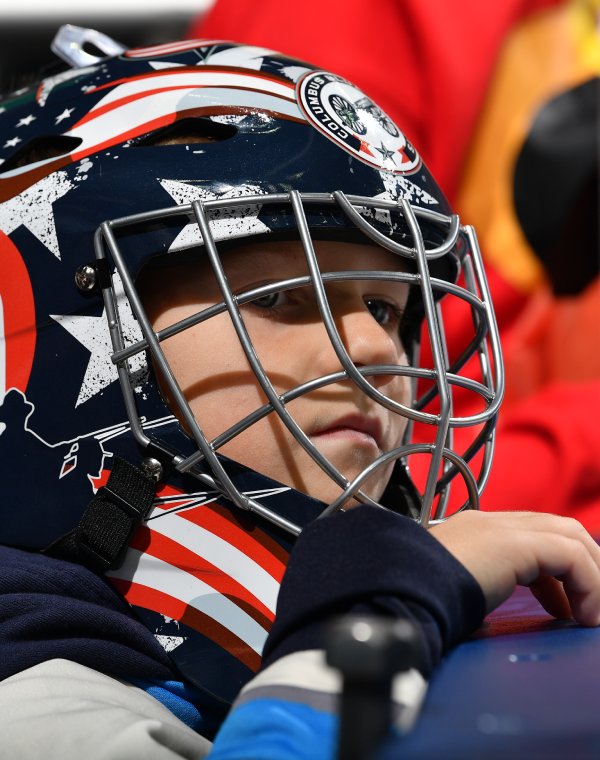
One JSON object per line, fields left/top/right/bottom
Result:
{"left": 108, "top": 549, "right": 269, "bottom": 655}
{"left": 145, "top": 507, "right": 280, "bottom": 613}
{"left": 88, "top": 71, "right": 295, "bottom": 110}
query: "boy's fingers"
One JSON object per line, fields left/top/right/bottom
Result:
{"left": 523, "top": 518, "right": 600, "bottom": 626}
{"left": 430, "top": 510, "right": 600, "bottom": 626}
{"left": 528, "top": 533, "right": 600, "bottom": 626}
{"left": 529, "top": 575, "right": 572, "bottom": 621}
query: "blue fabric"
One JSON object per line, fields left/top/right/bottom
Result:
{"left": 127, "top": 677, "right": 225, "bottom": 737}
{"left": 126, "top": 679, "right": 205, "bottom": 731}
{"left": 208, "top": 698, "right": 337, "bottom": 760}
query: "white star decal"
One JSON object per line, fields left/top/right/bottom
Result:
{"left": 51, "top": 272, "right": 146, "bottom": 406}
{"left": 376, "top": 173, "right": 439, "bottom": 207}
{"left": 278, "top": 64, "right": 311, "bottom": 82}
{"left": 55, "top": 107, "right": 75, "bottom": 124}
{"left": 155, "top": 634, "right": 187, "bottom": 653}
{"left": 51, "top": 310, "right": 116, "bottom": 406}
{"left": 149, "top": 61, "right": 186, "bottom": 71}
{"left": 199, "top": 45, "right": 270, "bottom": 71}
{"left": 3, "top": 136, "right": 21, "bottom": 148}
{"left": 16, "top": 114, "right": 36, "bottom": 127}
{"left": 0, "top": 171, "right": 74, "bottom": 259}
{"left": 150, "top": 485, "right": 291, "bottom": 520}
{"left": 159, "top": 179, "right": 270, "bottom": 251}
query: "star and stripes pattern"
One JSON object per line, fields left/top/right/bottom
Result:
{"left": 62, "top": 67, "right": 304, "bottom": 164}
{"left": 1, "top": 59, "right": 305, "bottom": 186}
{"left": 106, "top": 479, "right": 291, "bottom": 671}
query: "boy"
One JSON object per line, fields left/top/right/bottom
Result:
{"left": 0, "top": 26, "right": 599, "bottom": 759}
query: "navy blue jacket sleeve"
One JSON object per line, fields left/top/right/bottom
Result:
{"left": 0, "top": 545, "right": 174, "bottom": 682}
{"left": 262, "top": 506, "right": 486, "bottom": 676}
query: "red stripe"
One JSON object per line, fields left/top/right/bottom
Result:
{"left": 93, "top": 474, "right": 291, "bottom": 579}
{"left": 154, "top": 481, "right": 290, "bottom": 573}
{"left": 125, "top": 39, "right": 226, "bottom": 58}
{"left": 73, "top": 84, "right": 208, "bottom": 128}
{"left": 205, "top": 501, "right": 291, "bottom": 567}
{"left": 110, "top": 578, "right": 262, "bottom": 671}
{"left": 75, "top": 79, "right": 296, "bottom": 130}
{"left": 70, "top": 114, "right": 178, "bottom": 161}
{"left": 71, "top": 104, "right": 296, "bottom": 163}
{"left": 0, "top": 157, "right": 69, "bottom": 203}
{"left": 130, "top": 524, "right": 275, "bottom": 627}
{"left": 85, "top": 67, "right": 205, "bottom": 95}
{"left": 176, "top": 502, "right": 288, "bottom": 581}
{"left": 0, "top": 232, "right": 36, "bottom": 391}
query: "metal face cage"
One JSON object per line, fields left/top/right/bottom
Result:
{"left": 94, "top": 190, "right": 504, "bottom": 534}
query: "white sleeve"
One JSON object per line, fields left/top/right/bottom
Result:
{"left": 0, "top": 659, "right": 212, "bottom": 760}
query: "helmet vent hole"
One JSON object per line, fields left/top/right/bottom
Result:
{"left": 0, "top": 135, "right": 82, "bottom": 172}
{"left": 81, "top": 40, "right": 111, "bottom": 60}
{"left": 133, "top": 117, "right": 238, "bottom": 147}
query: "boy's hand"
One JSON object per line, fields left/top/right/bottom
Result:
{"left": 430, "top": 511, "right": 600, "bottom": 626}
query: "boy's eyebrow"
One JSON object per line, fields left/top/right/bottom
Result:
{"left": 217, "top": 247, "right": 300, "bottom": 278}
{"left": 161, "top": 240, "right": 412, "bottom": 296}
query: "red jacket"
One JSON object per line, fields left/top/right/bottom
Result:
{"left": 189, "top": 0, "right": 600, "bottom": 532}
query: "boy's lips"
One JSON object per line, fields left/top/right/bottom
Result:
{"left": 309, "top": 414, "right": 384, "bottom": 449}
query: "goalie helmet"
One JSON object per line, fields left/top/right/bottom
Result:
{"left": 0, "top": 26, "right": 502, "bottom": 703}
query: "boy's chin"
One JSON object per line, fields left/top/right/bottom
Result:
{"left": 296, "top": 449, "right": 394, "bottom": 506}
{"left": 302, "top": 473, "right": 390, "bottom": 510}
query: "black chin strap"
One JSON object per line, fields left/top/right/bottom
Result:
{"left": 44, "top": 457, "right": 156, "bottom": 574}
{"left": 380, "top": 460, "right": 422, "bottom": 520}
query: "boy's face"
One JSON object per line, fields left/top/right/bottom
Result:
{"left": 143, "top": 239, "right": 412, "bottom": 505}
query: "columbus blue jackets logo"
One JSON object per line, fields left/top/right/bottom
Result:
{"left": 298, "top": 71, "right": 421, "bottom": 175}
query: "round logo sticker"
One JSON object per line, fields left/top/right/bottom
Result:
{"left": 298, "top": 71, "right": 421, "bottom": 175}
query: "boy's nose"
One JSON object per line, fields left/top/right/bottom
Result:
{"left": 318, "top": 299, "right": 406, "bottom": 385}
{"left": 342, "top": 309, "right": 402, "bottom": 369}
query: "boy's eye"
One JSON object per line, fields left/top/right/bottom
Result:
{"left": 250, "top": 291, "right": 287, "bottom": 309}
{"left": 365, "top": 298, "right": 401, "bottom": 328}
{"left": 248, "top": 290, "right": 403, "bottom": 328}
